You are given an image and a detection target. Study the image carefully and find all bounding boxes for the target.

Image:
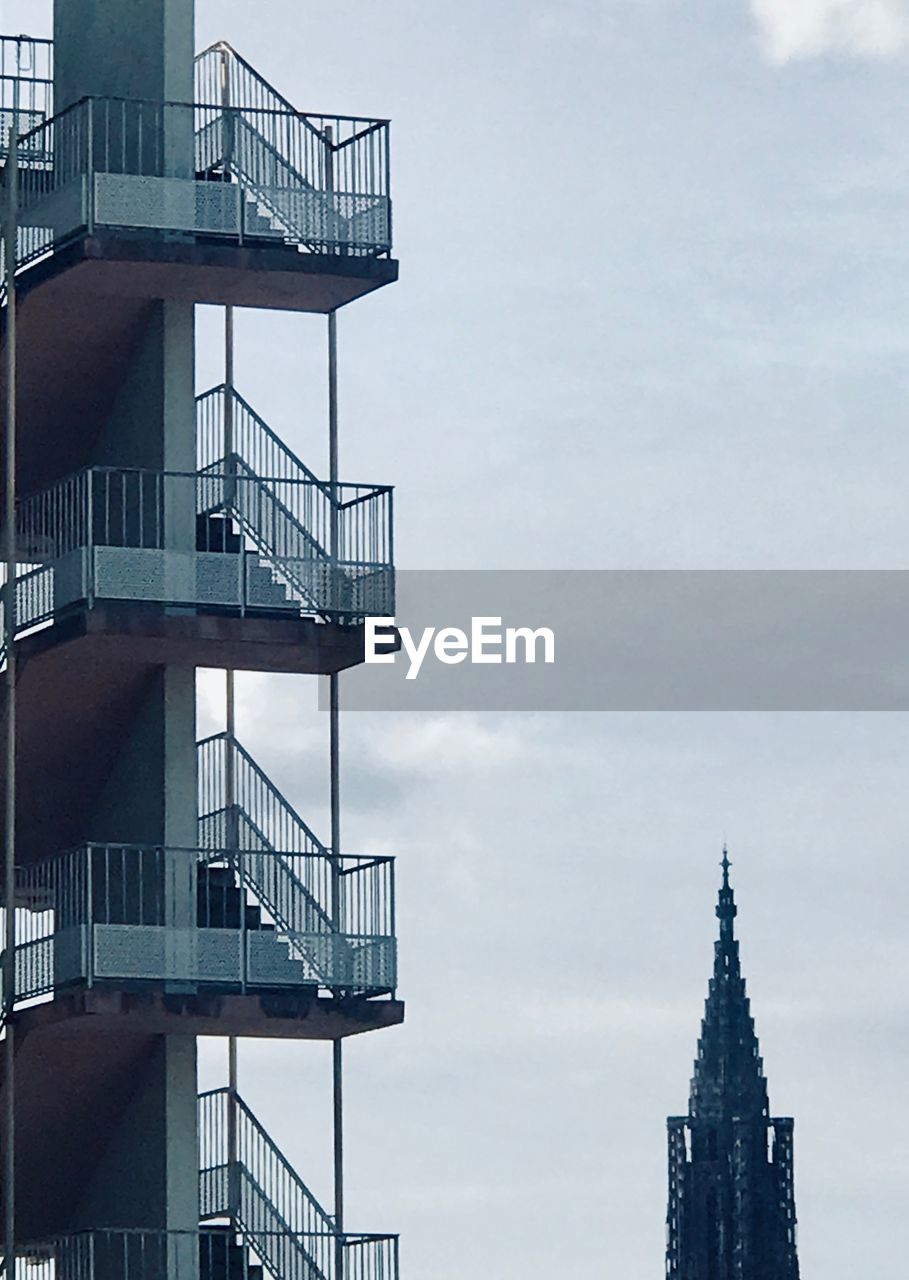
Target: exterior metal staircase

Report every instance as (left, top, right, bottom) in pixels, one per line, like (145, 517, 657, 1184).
(196, 511, 297, 613)
(197, 732, 397, 994)
(197, 863, 312, 989)
(196, 383, 393, 619)
(199, 1087, 335, 1280)
(193, 43, 390, 256)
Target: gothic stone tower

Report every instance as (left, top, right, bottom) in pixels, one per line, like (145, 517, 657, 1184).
(666, 853, 799, 1280)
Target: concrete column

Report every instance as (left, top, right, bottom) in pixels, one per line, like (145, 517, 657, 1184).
(54, 1, 195, 108)
(70, 1036, 199, 1241)
(46, 2, 201, 1267)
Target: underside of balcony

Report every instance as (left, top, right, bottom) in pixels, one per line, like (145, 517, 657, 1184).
(0, 608, 369, 862)
(0, 239, 397, 503)
(12, 985, 405, 1042)
(1, 993, 403, 1241)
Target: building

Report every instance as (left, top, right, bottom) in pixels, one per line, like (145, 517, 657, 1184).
(1, 4, 401, 1277)
(666, 852, 800, 1280)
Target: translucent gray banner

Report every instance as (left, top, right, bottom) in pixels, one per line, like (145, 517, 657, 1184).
(324, 570, 909, 711)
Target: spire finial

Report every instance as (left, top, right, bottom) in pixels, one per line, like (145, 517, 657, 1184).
(716, 843, 737, 927)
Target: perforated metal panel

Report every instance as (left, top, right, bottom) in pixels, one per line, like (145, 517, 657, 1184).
(93, 924, 244, 984)
(195, 552, 244, 607)
(246, 930, 307, 986)
(349, 936, 397, 990)
(196, 929, 243, 984)
(94, 924, 167, 979)
(346, 565, 395, 617)
(93, 547, 243, 608)
(93, 173, 240, 235)
(340, 193, 391, 249)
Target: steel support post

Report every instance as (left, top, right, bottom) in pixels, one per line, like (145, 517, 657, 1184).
(224, 301, 240, 1222)
(328, 303, 344, 1271)
(2, 86, 19, 1280)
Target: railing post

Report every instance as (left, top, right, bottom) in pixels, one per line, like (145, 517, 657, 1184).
(85, 470, 94, 609)
(239, 844, 247, 994)
(386, 489, 394, 617)
(85, 844, 94, 988)
(227, 1084, 240, 1225)
(86, 98, 95, 236)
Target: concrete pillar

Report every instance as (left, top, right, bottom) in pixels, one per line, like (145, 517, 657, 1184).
(54, 2, 196, 183)
(49, 4, 201, 1264)
(53, 1, 195, 108)
(70, 1036, 199, 1243)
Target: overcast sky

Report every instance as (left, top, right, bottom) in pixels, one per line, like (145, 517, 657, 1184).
(4, 1, 909, 1276)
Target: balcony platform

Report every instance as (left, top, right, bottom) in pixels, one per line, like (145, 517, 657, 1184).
(1, 233, 398, 498)
(12, 984, 406, 1041)
(3, 604, 373, 862)
(24, 230, 399, 312)
(24, 599, 371, 673)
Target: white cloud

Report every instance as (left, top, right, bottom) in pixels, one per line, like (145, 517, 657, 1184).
(751, 0, 909, 61)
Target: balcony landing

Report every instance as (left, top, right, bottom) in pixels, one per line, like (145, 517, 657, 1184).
(13, 985, 406, 1041)
(27, 231, 399, 313)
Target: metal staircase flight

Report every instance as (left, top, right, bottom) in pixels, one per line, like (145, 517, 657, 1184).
(199, 1087, 335, 1280)
(193, 42, 390, 254)
(197, 733, 362, 991)
(196, 383, 390, 619)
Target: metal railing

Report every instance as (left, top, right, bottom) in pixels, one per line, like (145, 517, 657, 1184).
(6, 839, 395, 1003)
(2, 1229, 399, 1280)
(199, 733, 327, 860)
(195, 40, 392, 255)
(198, 733, 397, 995)
(0, 34, 52, 157)
(200, 1087, 335, 1280)
(10, 461, 393, 634)
(196, 384, 394, 586)
(12, 92, 391, 269)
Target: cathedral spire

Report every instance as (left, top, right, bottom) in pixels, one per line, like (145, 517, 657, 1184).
(690, 847, 767, 1121)
(666, 848, 800, 1279)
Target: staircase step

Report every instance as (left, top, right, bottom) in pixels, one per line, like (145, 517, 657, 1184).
(200, 865, 236, 888)
(199, 880, 244, 930)
(197, 513, 243, 554)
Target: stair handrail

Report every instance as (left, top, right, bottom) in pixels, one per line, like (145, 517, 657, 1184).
(199, 1086, 336, 1235)
(197, 385, 332, 498)
(196, 385, 392, 615)
(200, 801, 338, 952)
(197, 734, 399, 994)
(196, 41, 305, 125)
(197, 732, 339, 948)
(198, 732, 328, 859)
(195, 42, 388, 136)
